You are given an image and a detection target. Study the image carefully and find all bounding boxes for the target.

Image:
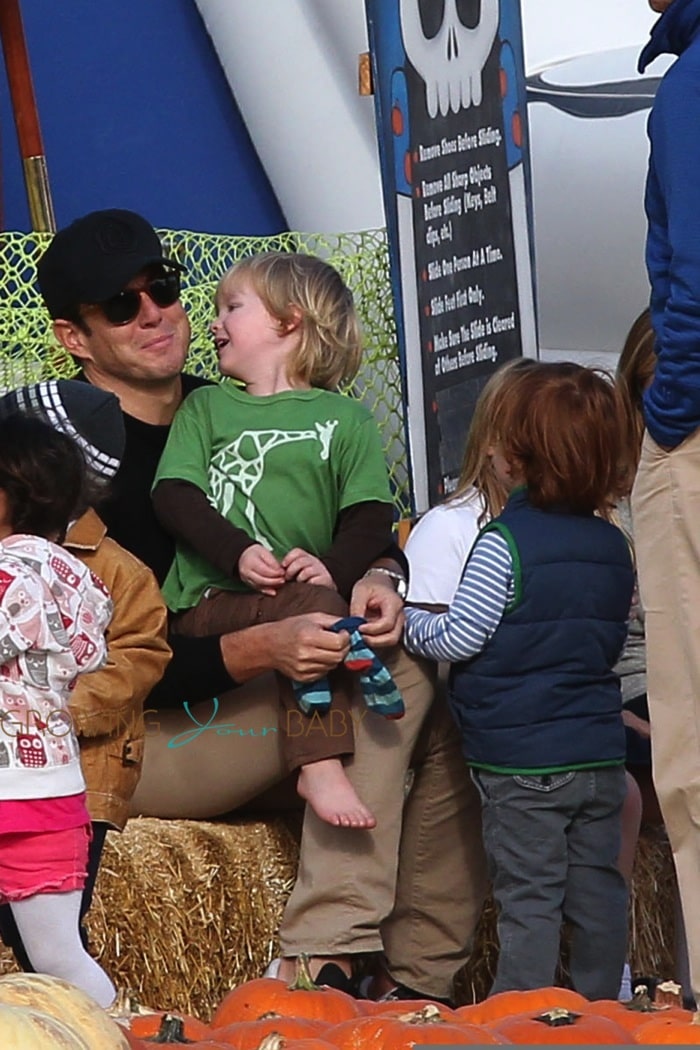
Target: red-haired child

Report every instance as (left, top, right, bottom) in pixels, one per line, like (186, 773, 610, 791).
(404, 361, 635, 1001)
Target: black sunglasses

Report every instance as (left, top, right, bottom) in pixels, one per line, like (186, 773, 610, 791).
(92, 270, 181, 326)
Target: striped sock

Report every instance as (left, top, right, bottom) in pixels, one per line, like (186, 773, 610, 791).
(330, 616, 404, 720)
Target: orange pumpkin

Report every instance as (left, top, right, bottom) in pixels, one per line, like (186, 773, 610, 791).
(213, 957, 361, 1028)
(211, 1015, 329, 1049)
(326, 1006, 501, 1049)
(129, 1011, 214, 1042)
(279, 1043, 338, 1050)
(121, 1031, 146, 1050)
(132, 1014, 229, 1047)
(633, 1013, 700, 1044)
(253, 1037, 338, 1050)
(457, 987, 590, 1027)
(488, 1006, 631, 1044)
(582, 997, 690, 1037)
(362, 997, 458, 1018)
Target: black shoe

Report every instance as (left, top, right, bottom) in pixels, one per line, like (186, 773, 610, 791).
(378, 981, 454, 1008)
(315, 962, 357, 996)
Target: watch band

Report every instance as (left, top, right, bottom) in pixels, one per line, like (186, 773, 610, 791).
(362, 567, 408, 599)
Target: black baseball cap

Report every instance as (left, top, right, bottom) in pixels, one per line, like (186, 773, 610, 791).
(37, 208, 186, 319)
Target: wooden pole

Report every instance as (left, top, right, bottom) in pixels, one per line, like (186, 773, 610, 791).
(0, 0, 55, 231)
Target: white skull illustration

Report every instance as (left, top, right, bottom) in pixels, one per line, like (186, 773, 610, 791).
(400, 0, 500, 116)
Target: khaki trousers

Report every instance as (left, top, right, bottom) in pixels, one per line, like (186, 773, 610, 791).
(131, 648, 488, 999)
(632, 428, 700, 1004)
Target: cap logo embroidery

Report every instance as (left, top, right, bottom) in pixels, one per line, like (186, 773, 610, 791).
(96, 219, 139, 255)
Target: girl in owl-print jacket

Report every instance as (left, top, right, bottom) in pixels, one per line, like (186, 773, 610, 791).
(0, 416, 116, 1008)
(0, 533, 111, 794)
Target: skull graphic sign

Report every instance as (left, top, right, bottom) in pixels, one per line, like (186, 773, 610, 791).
(400, 0, 500, 115)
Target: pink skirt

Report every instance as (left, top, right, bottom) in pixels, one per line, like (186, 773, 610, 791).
(0, 824, 91, 902)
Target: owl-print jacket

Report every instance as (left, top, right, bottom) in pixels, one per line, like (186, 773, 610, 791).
(0, 534, 111, 799)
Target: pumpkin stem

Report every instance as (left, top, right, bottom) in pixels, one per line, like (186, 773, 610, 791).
(147, 1014, 195, 1044)
(397, 1004, 445, 1025)
(289, 953, 323, 992)
(257, 1036, 286, 1050)
(655, 980, 683, 1008)
(623, 986, 657, 1012)
(535, 1008, 581, 1028)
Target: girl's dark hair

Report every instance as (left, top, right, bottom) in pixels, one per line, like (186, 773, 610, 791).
(0, 416, 87, 540)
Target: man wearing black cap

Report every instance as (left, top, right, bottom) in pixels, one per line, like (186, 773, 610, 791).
(34, 209, 488, 1006)
(37, 210, 355, 696)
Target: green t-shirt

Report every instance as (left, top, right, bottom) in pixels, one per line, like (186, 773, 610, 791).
(155, 384, 392, 611)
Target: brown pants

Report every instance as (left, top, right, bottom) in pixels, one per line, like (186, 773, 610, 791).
(172, 582, 357, 771)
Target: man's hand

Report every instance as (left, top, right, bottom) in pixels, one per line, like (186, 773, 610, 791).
(239, 544, 286, 595)
(350, 573, 404, 649)
(282, 548, 335, 589)
(220, 612, 350, 683)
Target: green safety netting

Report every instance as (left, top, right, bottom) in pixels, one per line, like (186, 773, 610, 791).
(0, 227, 411, 518)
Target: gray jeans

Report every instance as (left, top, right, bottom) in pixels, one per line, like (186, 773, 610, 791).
(472, 765, 628, 1000)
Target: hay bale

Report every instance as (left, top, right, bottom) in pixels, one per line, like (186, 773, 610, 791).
(0, 945, 17, 978)
(628, 828, 677, 980)
(86, 816, 299, 1021)
(0, 819, 681, 1018)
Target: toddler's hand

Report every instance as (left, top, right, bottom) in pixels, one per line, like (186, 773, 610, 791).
(282, 548, 336, 589)
(622, 708, 651, 740)
(238, 544, 286, 595)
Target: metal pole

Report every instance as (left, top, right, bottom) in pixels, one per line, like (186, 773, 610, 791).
(0, 0, 55, 231)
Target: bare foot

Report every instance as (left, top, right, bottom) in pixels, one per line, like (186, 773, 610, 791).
(297, 758, 377, 828)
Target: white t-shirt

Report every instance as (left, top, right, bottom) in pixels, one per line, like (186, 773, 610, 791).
(405, 487, 486, 605)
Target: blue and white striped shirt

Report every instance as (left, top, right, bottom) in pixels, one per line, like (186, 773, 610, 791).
(404, 531, 515, 662)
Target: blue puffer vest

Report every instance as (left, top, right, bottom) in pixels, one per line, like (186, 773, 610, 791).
(449, 489, 634, 773)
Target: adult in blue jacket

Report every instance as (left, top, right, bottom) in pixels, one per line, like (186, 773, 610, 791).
(632, 0, 700, 1011)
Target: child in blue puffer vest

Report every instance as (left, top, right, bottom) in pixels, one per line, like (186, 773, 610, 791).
(404, 361, 635, 1001)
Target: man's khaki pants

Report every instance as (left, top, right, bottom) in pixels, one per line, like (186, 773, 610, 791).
(133, 647, 489, 999)
(632, 428, 700, 1005)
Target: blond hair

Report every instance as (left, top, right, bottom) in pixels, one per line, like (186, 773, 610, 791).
(217, 252, 362, 389)
(449, 357, 539, 522)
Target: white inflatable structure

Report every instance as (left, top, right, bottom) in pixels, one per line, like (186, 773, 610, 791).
(194, 0, 667, 365)
(193, 0, 385, 232)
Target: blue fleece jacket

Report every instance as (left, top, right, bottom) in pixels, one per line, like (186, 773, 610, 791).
(639, 0, 700, 447)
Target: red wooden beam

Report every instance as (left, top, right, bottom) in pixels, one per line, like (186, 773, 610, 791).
(0, 0, 55, 230)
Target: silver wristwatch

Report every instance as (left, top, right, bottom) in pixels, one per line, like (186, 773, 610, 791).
(363, 567, 408, 600)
